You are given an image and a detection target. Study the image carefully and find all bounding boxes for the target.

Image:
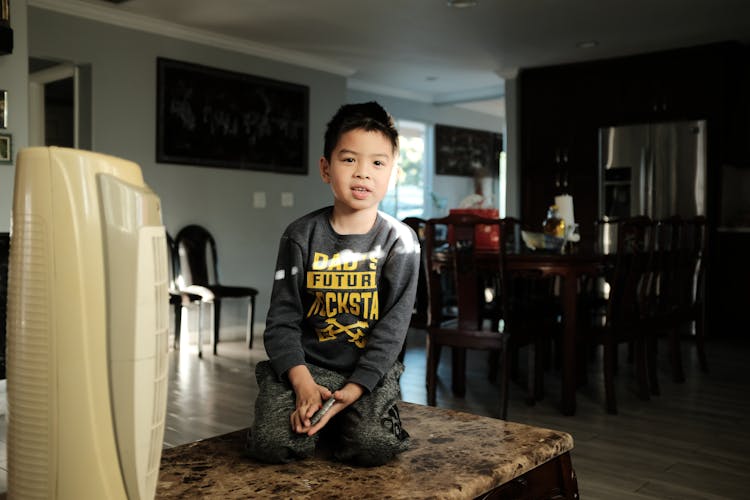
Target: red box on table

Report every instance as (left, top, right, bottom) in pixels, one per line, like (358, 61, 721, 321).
(448, 208, 500, 250)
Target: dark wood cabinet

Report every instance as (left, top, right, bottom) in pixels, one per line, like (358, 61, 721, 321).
(519, 62, 602, 246)
(603, 44, 734, 125)
(720, 47, 750, 166)
(520, 42, 750, 225)
(520, 42, 750, 333)
(711, 230, 750, 337)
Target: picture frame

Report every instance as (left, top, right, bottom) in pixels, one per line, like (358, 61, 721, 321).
(0, 89, 6, 128)
(0, 0, 9, 27)
(435, 124, 503, 177)
(0, 133, 11, 164)
(156, 57, 309, 174)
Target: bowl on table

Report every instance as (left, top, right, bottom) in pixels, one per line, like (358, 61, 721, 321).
(521, 231, 565, 253)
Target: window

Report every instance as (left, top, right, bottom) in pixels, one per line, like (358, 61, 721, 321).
(381, 120, 427, 220)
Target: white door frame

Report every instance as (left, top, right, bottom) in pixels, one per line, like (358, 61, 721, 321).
(29, 63, 78, 147)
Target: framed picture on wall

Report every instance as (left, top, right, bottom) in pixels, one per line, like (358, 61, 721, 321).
(0, 90, 7, 128)
(0, 0, 9, 26)
(156, 57, 309, 174)
(0, 133, 12, 164)
(435, 124, 503, 177)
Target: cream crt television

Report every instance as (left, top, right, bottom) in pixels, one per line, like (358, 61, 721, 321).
(6, 147, 169, 499)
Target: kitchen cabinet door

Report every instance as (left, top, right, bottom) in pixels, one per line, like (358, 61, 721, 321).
(520, 65, 600, 244)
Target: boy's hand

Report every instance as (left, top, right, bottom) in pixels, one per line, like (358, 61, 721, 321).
(304, 382, 364, 437)
(287, 365, 332, 434)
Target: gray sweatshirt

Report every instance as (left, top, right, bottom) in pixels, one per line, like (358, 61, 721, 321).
(264, 206, 420, 392)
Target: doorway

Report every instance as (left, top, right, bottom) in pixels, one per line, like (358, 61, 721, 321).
(28, 58, 91, 149)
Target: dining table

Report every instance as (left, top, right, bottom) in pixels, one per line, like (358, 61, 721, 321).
(430, 240, 603, 416)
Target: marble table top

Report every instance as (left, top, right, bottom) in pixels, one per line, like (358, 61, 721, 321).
(157, 402, 574, 499)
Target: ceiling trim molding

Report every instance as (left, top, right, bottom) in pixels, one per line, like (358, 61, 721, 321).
(29, 0, 356, 77)
(348, 79, 505, 121)
(347, 79, 433, 104)
(433, 85, 505, 106)
(495, 67, 519, 80)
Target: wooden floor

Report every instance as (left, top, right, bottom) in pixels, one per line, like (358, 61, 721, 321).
(1, 326, 749, 499)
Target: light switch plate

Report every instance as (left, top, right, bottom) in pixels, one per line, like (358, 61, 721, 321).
(253, 191, 267, 208)
(281, 192, 294, 207)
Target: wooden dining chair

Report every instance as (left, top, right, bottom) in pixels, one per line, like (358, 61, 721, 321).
(424, 213, 511, 418)
(673, 216, 708, 372)
(643, 215, 708, 388)
(424, 214, 558, 418)
(643, 216, 683, 391)
(402, 217, 429, 330)
(584, 216, 653, 414)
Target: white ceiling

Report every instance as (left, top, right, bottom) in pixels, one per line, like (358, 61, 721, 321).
(36, 0, 750, 118)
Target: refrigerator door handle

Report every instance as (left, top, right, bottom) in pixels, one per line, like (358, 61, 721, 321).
(645, 143, 655, 217)
(644, 146, 651, 215)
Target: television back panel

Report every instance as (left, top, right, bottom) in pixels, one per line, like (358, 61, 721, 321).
(6, 147, 169, 499)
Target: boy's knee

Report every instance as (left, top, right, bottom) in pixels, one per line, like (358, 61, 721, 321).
(245, 428, 316, 464)
(335, 405, 410, 466)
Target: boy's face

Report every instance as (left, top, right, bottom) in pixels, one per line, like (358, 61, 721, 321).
(319, 128, 396, 215)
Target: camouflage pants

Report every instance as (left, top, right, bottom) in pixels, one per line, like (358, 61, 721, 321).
(246, 360, 409, 467)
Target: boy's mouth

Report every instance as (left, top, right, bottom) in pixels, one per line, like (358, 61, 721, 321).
(351, 186, 371, 199)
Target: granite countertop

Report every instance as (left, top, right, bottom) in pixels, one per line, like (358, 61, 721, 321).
(157, 401, 574, 499)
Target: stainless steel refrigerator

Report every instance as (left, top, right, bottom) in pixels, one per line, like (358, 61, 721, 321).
(597, 120, 707, 253)
(599, 120, 707, 220)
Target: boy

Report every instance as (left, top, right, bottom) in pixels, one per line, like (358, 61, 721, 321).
(246, 101, 420, 466)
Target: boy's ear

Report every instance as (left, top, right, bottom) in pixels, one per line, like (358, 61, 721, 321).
(319, 157, 331, 183)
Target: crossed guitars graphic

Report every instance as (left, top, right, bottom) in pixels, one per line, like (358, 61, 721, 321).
(316, 318, 369, 348)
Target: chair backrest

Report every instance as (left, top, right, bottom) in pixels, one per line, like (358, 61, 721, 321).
(402, 217, 428, 327)
(166, 233, 181, 293)
(425, 213, 501, 331)
(650, 216, 682, 312)
(494, 217, 523, 321)
(676, 215, 707, 308)
(174, 224, 219, 287)
(594, 217, 620, 256)
(607, 216, 653, 323)
(401, 217, 426, 241)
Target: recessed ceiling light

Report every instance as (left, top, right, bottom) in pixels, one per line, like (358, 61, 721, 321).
(577, 40, 599, 49)
(446, 0, 478, 8)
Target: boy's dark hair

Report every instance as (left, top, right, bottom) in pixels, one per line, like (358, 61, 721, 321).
(323, 101, 399, 161)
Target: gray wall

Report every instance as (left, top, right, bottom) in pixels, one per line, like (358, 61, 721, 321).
(27, 7, 343, 331)
(0, 0, 29, 233)
(2, 5, 507, 332)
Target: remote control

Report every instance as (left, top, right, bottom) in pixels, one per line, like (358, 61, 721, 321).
(310, 397, 336, 425)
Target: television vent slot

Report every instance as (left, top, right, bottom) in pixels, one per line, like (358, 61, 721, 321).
(152, 232, 166, 282)
(7, 214, 52, 495)
(153, 233, 168, 332)
(147, 339, 168, 491)
(146, 229, 170, 496)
